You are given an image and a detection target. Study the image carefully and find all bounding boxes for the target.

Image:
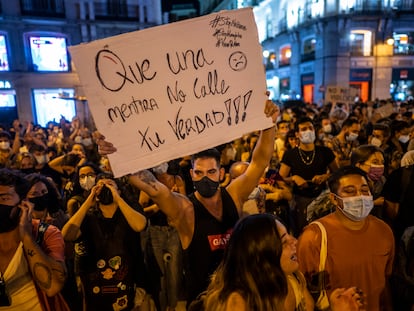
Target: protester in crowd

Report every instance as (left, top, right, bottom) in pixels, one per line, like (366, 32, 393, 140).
(65, 161, 101, 216)
(12, 151, 37, 174)
(96, 98, 279, 305)
(383, 149, 414, 242)
(350, 145, 386, 219)
(25, 173, 69, 229)
(28, 143, 65, 189)
(24, 172, 82, 310)
(200, 213, 364, 311)
(274, 120, 290, 166)
(202, 213, 288, 311)
(0, 168, 69, 310)
(284, 128, 298, 150)
(385, 120, 411, 174)
(327, 117, 361, 167)
(315, 113, 334, 147)
(62, 172, 148, 311)
(240, 132, 260, 162)
(48, 151, 83, 194)
(297, 166, 395, 311)
(0, 130, 17, 168)
(390, 223, 414, 311)
(140, 161, 186, 311)
(279, 116, 337, 237)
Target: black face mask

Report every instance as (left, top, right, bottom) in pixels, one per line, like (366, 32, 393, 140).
(29, 194, 49, 211)
(97, 185, 114, 205)
(0, 204, 21, 233)
(193, 176, 220, 198)
(20, 168, 35, 175)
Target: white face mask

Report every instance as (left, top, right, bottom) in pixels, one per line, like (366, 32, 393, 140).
(82, 138, 93, 147)
(370, 137, 382, 147)
(336, 194, 374, 221)
(299, 130, 316, 144)
(322, 124, 332, 134)
(346, 132, 359, 142)
(0, 141, 10, 150)
(34, 154, 48, 165)
(79, 176, 96, 191)
(399, 135, 410, 144)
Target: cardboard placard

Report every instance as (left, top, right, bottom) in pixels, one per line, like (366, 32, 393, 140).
(69, 8, 271, 177)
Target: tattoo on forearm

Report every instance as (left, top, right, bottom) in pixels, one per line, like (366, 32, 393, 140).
(137, 170, 158, 190)
(33, 262, 52, 289)
(52, 268, 67, 282)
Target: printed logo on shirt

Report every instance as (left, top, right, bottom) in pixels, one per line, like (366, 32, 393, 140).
(207, 229, 233, 251)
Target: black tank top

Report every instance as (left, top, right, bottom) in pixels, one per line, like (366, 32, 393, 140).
(184, 188, 239, 302)
(77, 208, 145, 311)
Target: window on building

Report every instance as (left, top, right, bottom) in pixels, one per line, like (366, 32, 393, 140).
(350, 30, 372, 56)
(33, 89, 76, 127)
(279, 45, 291, 67)
(0, 81, 15, 107)
(263, 51, 276, 70)
(94, 0, 140, 20)
(28, 35, 70, 72)
(21, 0, 65, 16)
(393, 32, 414, 55)
(0, 35, 9, 71)
(302, 37, 316, 62)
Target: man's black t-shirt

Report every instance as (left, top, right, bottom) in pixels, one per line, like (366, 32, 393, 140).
(281, 146, 335, 197)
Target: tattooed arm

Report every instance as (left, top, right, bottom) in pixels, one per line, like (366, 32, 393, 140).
(128, 170, 190, 229)
(19, 201, 66, 297)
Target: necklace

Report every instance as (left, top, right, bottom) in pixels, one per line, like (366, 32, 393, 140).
(298, 147, 315, 165)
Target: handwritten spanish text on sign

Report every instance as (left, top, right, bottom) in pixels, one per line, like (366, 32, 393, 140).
(325, 86, 358, 105)
(69, 8, 271, 177)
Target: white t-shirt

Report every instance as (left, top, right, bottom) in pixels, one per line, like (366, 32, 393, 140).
(0, 242, 42, 311)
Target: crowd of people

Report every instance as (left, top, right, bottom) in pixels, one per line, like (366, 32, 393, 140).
(1, 96, 414, 310)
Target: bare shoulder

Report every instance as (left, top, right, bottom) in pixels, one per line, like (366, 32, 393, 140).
(225, 292, 247, 311)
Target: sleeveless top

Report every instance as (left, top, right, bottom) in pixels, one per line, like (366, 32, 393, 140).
(76, 207, 145, 311)
(184, 188, 239, 302)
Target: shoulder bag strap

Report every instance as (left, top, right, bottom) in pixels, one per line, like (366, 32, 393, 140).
(312, 221, 327, 272)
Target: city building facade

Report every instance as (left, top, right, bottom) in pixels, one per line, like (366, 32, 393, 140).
(0, 0, 237, 127)
(256, 0, 414, 105)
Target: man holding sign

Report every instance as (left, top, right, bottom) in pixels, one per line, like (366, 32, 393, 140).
(96, 99, 278, 304)
(72, 7, 277, 305)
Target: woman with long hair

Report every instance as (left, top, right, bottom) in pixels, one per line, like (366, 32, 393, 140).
(203, 213, 288, 311)
(202, 213, 364, 311)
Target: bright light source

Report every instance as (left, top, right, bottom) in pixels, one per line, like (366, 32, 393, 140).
(263, 50, 270, 58)
(285, 50, 292, 58)
(386, 38, 395, 45)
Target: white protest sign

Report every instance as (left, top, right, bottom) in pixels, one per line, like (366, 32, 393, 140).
(69, 7, 271, 177)
(325, 86, 358, 105)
